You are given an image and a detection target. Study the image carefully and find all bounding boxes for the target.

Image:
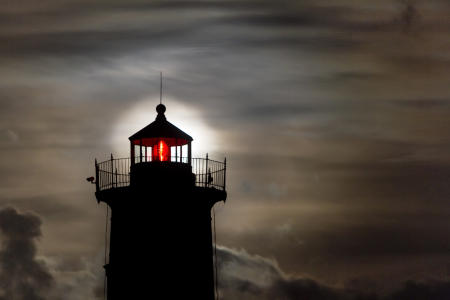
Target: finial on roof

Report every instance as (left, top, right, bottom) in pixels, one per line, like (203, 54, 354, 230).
(156, 103, 166, 114)
(156, 103, 166, 121)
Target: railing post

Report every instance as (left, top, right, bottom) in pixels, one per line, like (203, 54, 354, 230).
(188, 141, 192, 167)
(110, 154, 114, 189)
(115, 168, 118, 188)
(95, 159, 99, 192)
(130, 142, 135, 166)
(223, 157, 226, 191)
(205, 153, 209, 187)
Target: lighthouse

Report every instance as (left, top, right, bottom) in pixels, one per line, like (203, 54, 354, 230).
(93, 103, 227, 299)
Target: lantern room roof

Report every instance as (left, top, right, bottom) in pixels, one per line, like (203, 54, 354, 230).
(128, 104, 193, 146)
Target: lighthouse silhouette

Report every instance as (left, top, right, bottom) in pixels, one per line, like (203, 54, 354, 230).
(93, 103, 227, 299)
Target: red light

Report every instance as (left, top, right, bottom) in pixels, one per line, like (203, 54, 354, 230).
(159, 141, 164, 161)
(152, 140, 170, 161)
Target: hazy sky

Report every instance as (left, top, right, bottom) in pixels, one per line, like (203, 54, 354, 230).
(1, 1, 450, 299)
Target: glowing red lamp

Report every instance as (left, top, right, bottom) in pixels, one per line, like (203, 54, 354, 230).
(152, 140, 170, 161)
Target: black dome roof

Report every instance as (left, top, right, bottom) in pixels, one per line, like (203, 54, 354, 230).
(128, 104, 193, 146)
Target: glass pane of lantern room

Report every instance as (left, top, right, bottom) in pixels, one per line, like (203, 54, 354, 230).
(182, 144, 187, 163)
(170, 146, 175, 162)
(134, 145, 140, 163)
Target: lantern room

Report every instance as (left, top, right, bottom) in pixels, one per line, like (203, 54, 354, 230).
(129, 104, 193, 166)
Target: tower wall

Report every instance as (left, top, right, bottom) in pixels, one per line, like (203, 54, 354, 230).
(97, 163, 223, 300)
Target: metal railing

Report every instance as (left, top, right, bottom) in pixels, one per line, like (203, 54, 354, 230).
(95, 155, 131, 191)
(95, 154, 226, 192)
(192, 155, 227, 190)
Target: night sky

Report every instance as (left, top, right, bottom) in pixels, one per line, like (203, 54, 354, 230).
(1, 1, 450, 299)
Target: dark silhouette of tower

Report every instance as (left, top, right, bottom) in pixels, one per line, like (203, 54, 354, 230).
(93, 104, 226, 299)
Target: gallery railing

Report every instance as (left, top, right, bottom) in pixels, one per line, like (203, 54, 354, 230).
(95, 155, 226, 192)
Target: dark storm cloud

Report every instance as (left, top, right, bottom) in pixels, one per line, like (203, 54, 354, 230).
(218, 245, 450, 300)
(0, 1, 276, 58)
(230, 35, 361, 52)
(0, 206, 105, 300)
(393, 98, 450, 109)
(0, 27, 207, 58)
(0, 0, 425, 59)
(220, 9, 389, 32)
(217, 245, 342, 299)
(0, 207, 53, 300)
(388, 281, 450, 300)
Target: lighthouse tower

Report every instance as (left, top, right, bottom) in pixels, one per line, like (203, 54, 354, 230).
(93, 104, 227, 299)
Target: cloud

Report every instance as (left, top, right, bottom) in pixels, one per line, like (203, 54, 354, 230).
(0, 129, 19, 144)
(217, 245, 348, 300)
(217, 245, 450, 300)
(388, 280, 450, 300)
(0, 206, 104, 300)
(45, 254, 104, 300)
(0, 207, 53, 300)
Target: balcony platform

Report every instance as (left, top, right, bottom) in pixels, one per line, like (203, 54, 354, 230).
(94, 156, 227, 205)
